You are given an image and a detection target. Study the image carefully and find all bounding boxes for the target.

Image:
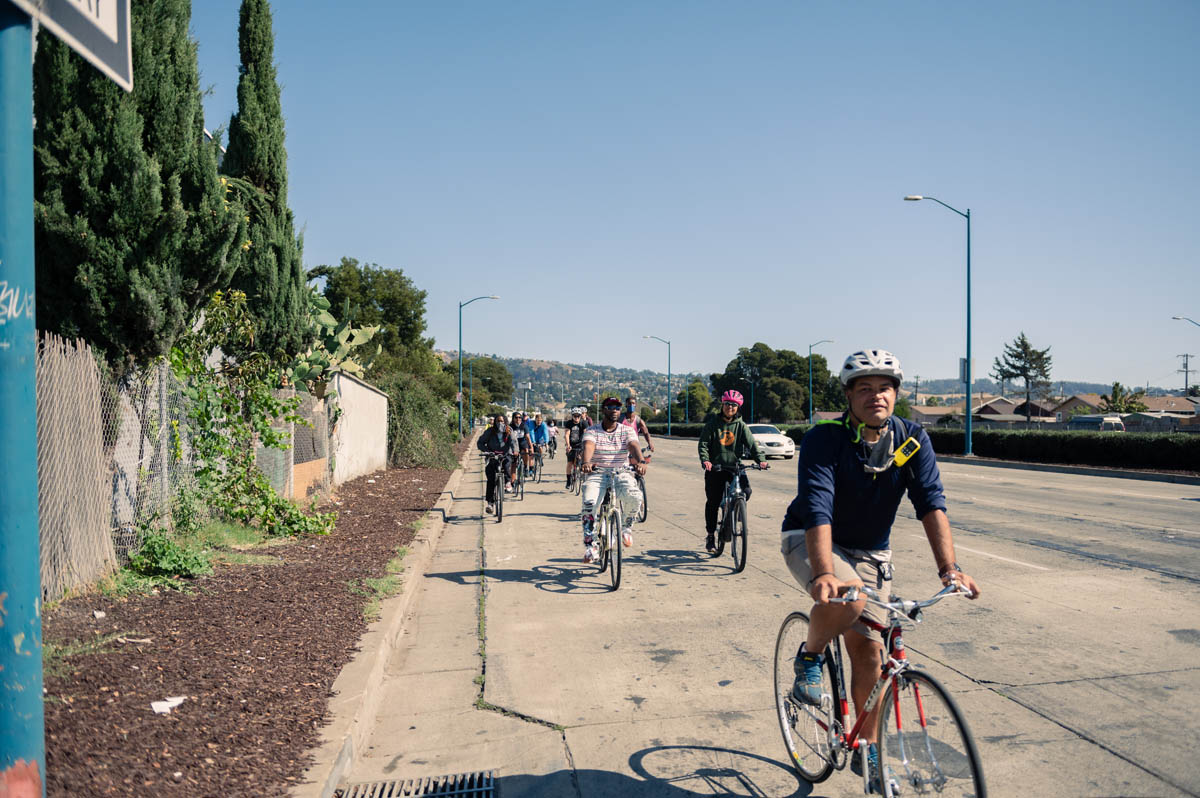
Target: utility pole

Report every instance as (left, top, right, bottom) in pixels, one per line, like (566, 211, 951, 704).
(913, 375, 920, 403)
(1179, 354, 1196, 395)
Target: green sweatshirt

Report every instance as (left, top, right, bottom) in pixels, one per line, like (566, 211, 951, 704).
(697, 415, 764, 468)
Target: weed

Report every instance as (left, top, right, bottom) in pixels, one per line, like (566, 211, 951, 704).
(44, 632, 127, 679)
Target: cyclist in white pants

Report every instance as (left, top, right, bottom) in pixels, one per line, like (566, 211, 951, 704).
(580, 396, 649, 563)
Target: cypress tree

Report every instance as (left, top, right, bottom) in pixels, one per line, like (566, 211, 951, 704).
(222, 0, 306, 360)
(33, 0, 245, 376)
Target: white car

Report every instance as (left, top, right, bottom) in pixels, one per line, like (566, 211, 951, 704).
(748, 424, 795, 459)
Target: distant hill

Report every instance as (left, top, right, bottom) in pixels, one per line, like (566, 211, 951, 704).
(437, 351, 708, 413)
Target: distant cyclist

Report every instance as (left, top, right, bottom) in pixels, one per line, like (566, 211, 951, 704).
(511, 411, 532, 481)
(580, 397, 648, 562)
(697, 389, 768, 553)
(564, 407, 589, 489)
(528, 413, 550, 462)
(476, 414, 516, 514)
(781, 349, 981, 793)
(619, 389, 654, 460)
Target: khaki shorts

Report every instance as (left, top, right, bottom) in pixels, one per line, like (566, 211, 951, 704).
(781, 529, 893, 645)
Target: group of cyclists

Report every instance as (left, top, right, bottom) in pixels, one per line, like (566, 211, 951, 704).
(474, 349, 983, 794)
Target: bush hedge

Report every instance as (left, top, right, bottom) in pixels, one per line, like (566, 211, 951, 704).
(651, 422, 1200, 473)
(376, 373, 458, 469)
(925, 428, 1200, 472)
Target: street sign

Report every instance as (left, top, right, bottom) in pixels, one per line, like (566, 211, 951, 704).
(12, 0, 132, 91)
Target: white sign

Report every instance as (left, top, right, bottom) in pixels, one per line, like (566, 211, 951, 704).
(13, 0, 132, 91)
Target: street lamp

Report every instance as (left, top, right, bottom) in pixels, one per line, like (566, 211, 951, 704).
(906, 194, 972, 455)
(458, 295, 499, 438)
(808, 339, 833, 423)
(1173, 316, 1200, 328)
(643, 335, 671, 435)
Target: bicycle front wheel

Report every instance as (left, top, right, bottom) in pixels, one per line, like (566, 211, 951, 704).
(730, 498, 747, 573)
(636, 473, 648, 523)
(878, 670, 986, 798)
(495, 484, 503, 523)
(774, 611, 838, 783)
(608, 506, 622, 590)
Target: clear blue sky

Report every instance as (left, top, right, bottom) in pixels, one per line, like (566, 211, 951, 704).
(191, 1, 1200, 390)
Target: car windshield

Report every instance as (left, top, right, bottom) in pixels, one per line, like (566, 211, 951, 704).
(749, 425, 781, 435)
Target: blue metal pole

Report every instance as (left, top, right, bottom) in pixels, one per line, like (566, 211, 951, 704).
(808, 346, 814, 423)
(965, 209, 973, 456)
(666, 342, 671, 436)
(457, 302, 463, 439)
(0, 6, 46, 793)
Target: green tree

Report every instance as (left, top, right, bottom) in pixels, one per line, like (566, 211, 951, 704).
(466, 357, 513, 409)
(894, 395, 912, 420)
(310, 258, 438, 381)
(710, 342, 838, 422)
(993, 332, 1053, 422)
(1099, 382, 1148, 413)
(673, 379, 712, 422)
(222, 0, 306, 360)
(33, 0, 245, 375)
(926, 396, 943, 407)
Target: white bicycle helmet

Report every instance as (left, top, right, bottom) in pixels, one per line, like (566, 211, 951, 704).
(839, 349, 904, 387)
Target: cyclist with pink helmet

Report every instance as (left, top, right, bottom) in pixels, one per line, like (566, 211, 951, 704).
(697, 388, 768, 553)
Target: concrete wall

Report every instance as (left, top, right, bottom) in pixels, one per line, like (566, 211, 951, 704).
(331, 373, 389, 485)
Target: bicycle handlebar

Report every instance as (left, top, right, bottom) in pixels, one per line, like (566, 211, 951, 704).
(829, 582, 973, 618)
(711, 461, 765, 472)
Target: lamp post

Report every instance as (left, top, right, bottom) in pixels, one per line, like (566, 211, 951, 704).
(643, 335, 671, 435)
(1173, 316, 1200, 328)
(458, 295, 499, 438)
(808, 339, 833, 423)
(906, 195, 972, 455)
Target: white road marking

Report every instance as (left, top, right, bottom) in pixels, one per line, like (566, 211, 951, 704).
(913, 536, 1051, 571)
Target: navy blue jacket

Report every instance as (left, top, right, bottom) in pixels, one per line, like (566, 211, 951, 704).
(781, 414, 946, 551)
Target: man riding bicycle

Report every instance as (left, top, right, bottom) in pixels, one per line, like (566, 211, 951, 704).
(619, 389, 654, 459)
(780, 349, 981, 793)
(698, 389, 769, 554)
(580, 396, 649, 563)
(564, 407, 589, 489)
(528, 413, 550, 463)
(477, 413, 517, 514)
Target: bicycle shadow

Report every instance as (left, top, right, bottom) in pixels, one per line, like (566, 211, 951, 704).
(626, 547, 738, 577)
(497, 744, 811, 797)
(424, 561, 617, 595)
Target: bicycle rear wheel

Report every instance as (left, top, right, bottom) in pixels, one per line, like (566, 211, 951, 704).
(495, 482, 503, 522)
(730, 498, 747, 573)
(878, 669, 986, 798)
(712, 507, 727, 557)
(774, 611, 839, 783)
(517, 466, 525, 500)
(636, 473, 648, 523)
(608, 506, 622, 590)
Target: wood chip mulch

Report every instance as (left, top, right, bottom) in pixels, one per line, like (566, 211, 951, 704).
(41, 441, 468, 798)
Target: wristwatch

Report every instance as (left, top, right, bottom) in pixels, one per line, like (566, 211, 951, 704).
(938, 562, 963, 578)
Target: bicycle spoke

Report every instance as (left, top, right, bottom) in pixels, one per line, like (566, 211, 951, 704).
(773, 612, 837, 783)
(878, 670, 986, 797)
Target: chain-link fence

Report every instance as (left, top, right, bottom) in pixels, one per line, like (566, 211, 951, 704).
(36, 334, 337, 601)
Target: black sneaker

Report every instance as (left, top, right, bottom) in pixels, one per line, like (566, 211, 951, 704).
(705, 533, 716, 553)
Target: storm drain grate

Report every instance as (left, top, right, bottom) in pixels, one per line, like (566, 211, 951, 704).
(339, 770, 495, 797)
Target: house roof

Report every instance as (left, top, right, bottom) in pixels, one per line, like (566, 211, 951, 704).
(910, 406, 959, 418)
(1011, 399, 1057, 415)
(1141, 395, 1199, 413)
(1053, 394, 1103, 412)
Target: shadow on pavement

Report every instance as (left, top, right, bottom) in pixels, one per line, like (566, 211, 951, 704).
(424, 562, 617, 595)
(499, 744, 812, 797)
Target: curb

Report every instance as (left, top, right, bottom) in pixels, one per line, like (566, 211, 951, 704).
(937, 455, 1200, 486)
(294, 439, 479, 798)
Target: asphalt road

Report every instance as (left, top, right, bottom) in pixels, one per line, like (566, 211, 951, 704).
(347, 436, 1200, 797)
